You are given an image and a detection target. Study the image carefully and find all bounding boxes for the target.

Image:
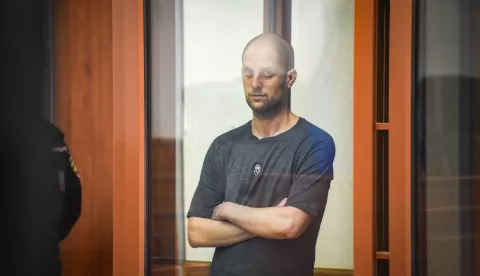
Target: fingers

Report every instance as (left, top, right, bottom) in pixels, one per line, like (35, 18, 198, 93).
(211, 205, 221, 220)
(277, 198, 287, 207)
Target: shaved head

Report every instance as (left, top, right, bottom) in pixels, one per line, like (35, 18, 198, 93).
(242, 32, 294, 71)
(241, 33, 297, 117)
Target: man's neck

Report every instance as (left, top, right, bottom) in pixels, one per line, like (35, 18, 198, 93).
(251, 109, 299, 139)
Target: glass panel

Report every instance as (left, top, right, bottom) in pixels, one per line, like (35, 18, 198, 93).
(290, 0, 354, 270)
(376, 259, 389, 276)
(148, 0, 354, 274)
(376, 130, 389, 252)
(413, 0, 480, 275)
(375, 0, 390, 254)
(149, 0, 181, 272)
(148, 0, 264, 274)
(182, 0, 264, 263)
(376, 0, 390, 123)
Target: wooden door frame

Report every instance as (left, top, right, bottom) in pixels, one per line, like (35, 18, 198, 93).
(388, 0, 412, 275)
(353, 0, 412, 275)
(112, 0, 146, 275)
(53, 0, 146, 274)
(353, 0, 376, 275)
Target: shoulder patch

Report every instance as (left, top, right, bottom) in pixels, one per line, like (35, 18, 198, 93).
(69, 156, 80, 179)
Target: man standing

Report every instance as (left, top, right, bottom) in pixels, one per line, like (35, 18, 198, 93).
(187, 33, 336, 276)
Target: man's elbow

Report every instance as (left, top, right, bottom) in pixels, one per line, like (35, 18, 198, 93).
(280, 220, 305, 239)
(187, 230, 203, 248)
(276, 211, 311, 239)
(187, 233, 200, 248)
(187, 218, 205, 248)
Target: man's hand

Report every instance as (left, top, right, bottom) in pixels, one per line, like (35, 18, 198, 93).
(277, 198, 287, 207)
(210, 198, 310, 240)
(187, 217, 255, 248)
(211, 202, 226, 221)
(212, 198, 287, 221)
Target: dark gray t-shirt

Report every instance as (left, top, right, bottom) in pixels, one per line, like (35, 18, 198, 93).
(187, 118, 335, 276)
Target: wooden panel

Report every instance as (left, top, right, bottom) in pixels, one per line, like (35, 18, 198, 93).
(151, 138, 178, 263)
(151, 265, 181, 276)
(182, 262, 210, 276)
(388, 0, 412, 275)
(112, 0, 145, 275)
(150, 262, 353, 276)
(54, 0, 145, 274)
(376, 251, 390, 260)
(353, 0, 375, 275)
(53, 0, 113, 275)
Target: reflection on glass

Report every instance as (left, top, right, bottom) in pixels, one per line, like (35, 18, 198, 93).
(290, 0, 354, 270)
(182, 0, 264, 264)
(148, 0, 354, 275)
(149, 0, 182, 273)
(413, 0, 480, 275)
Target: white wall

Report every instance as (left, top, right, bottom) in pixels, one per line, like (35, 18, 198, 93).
(151, 0, 176, 138)
(290, 0, 354, 269)
(151, 0, 354, 269)
(182, 0, 264, 262)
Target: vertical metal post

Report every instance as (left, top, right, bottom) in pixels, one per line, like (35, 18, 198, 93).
(263, 0, 291, 42)
(174, 0, 186, 268)
(263, 0, 292, 109)
(264, 0, 277, 33)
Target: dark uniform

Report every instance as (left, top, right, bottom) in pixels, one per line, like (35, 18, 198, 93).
(51, 124, 82, 242)
(3, 115, 82, 276)
(2, 0, 81, 273)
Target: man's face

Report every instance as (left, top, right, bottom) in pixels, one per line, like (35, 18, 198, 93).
(241, 44, 295, 116)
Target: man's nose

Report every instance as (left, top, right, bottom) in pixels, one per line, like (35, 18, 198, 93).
(251, 76, 262, 90)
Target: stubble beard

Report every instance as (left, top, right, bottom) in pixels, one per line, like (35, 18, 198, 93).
(246, 90, 289, 119)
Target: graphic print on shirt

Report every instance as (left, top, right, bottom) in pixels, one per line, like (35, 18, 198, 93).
(253, 163, 262, 176)
(224, 141, 296, 208)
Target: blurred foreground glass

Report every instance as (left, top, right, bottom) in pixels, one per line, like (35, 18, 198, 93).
(413, 0, 480, 275)
(147, 0, 354, 274)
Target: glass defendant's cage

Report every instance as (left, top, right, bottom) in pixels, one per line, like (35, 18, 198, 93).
(144, 0, 356, 275)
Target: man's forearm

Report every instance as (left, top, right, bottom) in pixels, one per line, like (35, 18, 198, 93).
(215, 202, 309, 239)
(187, 217, 255, 248)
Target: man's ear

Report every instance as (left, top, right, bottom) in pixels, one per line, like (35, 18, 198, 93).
(286, 69, 297, 88)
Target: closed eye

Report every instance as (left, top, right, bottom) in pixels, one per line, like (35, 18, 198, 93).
(263, 71, 276, 78)
(243, 70, 253, 78)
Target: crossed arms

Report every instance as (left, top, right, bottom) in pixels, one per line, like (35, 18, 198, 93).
(187, 198, 312, 248)
(187, 199, 312, 248)
(187, 135, 335, 248)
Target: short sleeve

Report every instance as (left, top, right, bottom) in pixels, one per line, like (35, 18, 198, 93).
(285, 135, 335, 217)
(186, 138, 226, 219)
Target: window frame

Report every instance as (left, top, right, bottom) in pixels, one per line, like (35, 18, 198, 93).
(353, 0, 413, 275)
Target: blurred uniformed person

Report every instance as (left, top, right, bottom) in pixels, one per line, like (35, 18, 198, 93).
(4, 115, 82, 276)
(51, 123, 82, 242)
(2, 0, 82, 274)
